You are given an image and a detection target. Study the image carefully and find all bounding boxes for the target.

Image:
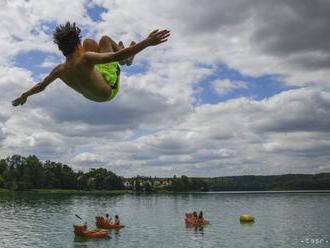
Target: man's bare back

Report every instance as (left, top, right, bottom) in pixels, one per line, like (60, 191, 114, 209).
(12, 22, 170, 106)
(59, 54, 113, 102)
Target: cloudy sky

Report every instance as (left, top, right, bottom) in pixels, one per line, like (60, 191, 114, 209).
(1, 0, 330, 177)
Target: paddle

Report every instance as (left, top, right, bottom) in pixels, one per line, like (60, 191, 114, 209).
(75, 214, 83, 220)
(75, 214, 87, 225)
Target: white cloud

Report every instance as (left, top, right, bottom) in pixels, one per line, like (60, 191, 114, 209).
(39, 57, 59, 68)
(0, 0, 329, 177)
(212, 79, 248, 95)
(62, 88, 330, 176)
(91, 0, 330, 87)
(0, 0, 96, 64)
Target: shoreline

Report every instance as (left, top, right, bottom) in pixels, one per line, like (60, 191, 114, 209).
(0, 189, 330, 194)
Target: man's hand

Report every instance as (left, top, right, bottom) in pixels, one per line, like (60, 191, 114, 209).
(12, 95, 27, 107)
(11, 64, 62, 107)
(146, 29, 170, 46)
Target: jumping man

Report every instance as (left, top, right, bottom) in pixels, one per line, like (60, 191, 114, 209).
(12, 22, 170, 106)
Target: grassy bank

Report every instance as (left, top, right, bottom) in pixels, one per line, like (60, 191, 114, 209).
(0, 188, 133, 194)
(32, 189, 135, 194)
(0, 188, 182, 194)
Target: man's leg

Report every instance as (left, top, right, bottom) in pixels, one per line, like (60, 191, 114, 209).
(99, 36, 126, 65)
(99, 36, 134, 65)
(83, 38, 99, 52)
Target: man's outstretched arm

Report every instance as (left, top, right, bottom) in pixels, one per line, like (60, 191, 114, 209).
(84, 29, 170, 65)
(12, 64, 63, 107)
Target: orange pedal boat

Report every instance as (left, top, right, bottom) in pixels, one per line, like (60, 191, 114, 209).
(185, 213, 210, 225)
(73, 224, 109, 239)
(96, 216, 125, 229)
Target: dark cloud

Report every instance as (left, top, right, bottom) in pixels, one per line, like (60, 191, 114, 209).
(173, 0, 330, 72)
(0, 111, 9, 124)
(253, 0, 330, 55)
(253, 90, 330, 133)
(250, 0, 330, 71)
(176, 0, 253, 33)
(31, 82, 190, 134)
(270, 142, 330, 157)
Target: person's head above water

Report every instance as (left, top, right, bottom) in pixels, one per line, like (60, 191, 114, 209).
(53, 22, 81, 56)
(105, 214, 109, 218)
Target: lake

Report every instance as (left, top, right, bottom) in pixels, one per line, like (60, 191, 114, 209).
(0, 192, 329, 248)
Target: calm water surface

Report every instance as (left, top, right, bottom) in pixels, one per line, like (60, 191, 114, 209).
(0, 192, 329, 248)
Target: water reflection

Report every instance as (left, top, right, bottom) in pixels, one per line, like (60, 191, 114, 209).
(185, 224, 205, 236)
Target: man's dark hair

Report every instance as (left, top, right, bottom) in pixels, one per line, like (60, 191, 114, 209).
(53, 22, 81, 56)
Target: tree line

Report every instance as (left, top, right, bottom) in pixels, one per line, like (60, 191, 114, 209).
(169, 175, 209, 192)
(207, 174, 330, 191)
(0, 155, 329, 192)
(0, 155, 124, 191)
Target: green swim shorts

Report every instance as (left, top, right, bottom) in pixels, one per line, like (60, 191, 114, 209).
(95, 62, 120, 101)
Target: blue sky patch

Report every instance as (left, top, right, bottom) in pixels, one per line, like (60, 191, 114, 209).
(41, 21, 58, 36)
(196, 64, 300, 104)
(86, 3, 107, 22)
(130, 128, 159, 140)
(123, 61, 148, 76)
(14, 50, 60, 80)
(75, 146, 93, 154)
(41, 20, 91, 40)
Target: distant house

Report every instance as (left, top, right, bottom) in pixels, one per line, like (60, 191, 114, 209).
(153, 180, 161, 187)
(124, 177, 173, 190)
(123, 180, 132, 189)
(160, 179, 172, 187)
(144, 180, 152, 186)
(154, 178, 172, 188)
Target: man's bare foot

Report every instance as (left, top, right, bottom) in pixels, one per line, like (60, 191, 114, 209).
(118, 41, 124, 50)
(117, 41, 127, 65)
(118, 41, 130, 65)
(126, 41, 136, 66)
(118, 41, 136, 66)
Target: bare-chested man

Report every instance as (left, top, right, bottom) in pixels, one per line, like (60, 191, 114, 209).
(12, 22, 170, 106)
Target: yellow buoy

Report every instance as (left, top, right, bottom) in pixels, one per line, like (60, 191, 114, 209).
(240, 214, 255, 222)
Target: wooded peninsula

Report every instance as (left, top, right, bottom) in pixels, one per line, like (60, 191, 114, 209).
(0, 155, 329, 192)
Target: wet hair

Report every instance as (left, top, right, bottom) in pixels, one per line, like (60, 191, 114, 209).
(53, 22, 81, 56)
(198, 211, 203, 219)
(193, 211, 197, 217)
(105, 214, 109, 218)
(115, 215, 119, 219)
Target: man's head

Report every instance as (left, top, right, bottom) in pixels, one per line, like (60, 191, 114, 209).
(53, 22, 81, 56)
(105, 214, 109, 218)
